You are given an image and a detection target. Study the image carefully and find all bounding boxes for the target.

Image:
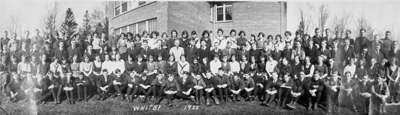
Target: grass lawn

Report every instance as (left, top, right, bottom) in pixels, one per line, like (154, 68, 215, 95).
(1, 96, 399, 115)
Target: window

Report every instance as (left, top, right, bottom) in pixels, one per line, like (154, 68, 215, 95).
(214, 3, 233, 22)
(121, 2, 128, 12)
(114, 1, 121, 16)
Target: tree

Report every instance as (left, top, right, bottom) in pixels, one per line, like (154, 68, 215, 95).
(44, 1, 58, 38)
(60, 8, 78, 39)
(82, 10, 91, 36)
(318, 5, 329, 36)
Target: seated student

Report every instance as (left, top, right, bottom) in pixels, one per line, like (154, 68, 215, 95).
(325, 71, 340, 113)
(371, 76, 390, 114)
(278, 73, 293, 107)
(203, 72, 220, 105)
(340, 71, 358, 112)
(263, 72, 281, 106)
(253, 72, 267, 101)
(137, 72, 152, 103)
(76, 72, 90, 102)
(215, 68, 230, 103)
(230, 74, 243, 102)
(163, 74, 180, 107)
(6, 72, 22, 102)
(176, 72, 195, 102)
(287, 72, 308, 109)
(192, 74, 206, 105)
(146, 55, 159, 79)
(307, 71, 325, 110)
(34, 73, 52, 104)
(152, 73, 166, 104)
(243, 73, 255, 101)
(125, 71, 139, 102)
(157, 55, 167, 74)
(112, 69, 126, 99)
(62, 72, 74, 104)
(97, 70, 113, 101)
(356, 73, 373, 115)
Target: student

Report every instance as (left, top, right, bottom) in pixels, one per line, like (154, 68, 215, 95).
(169, 39, 185, 62)
(340, 72, 358, 112)
(70, 55, 80, 78)
(137, 72, 152, 103)
(176, 72, 195, 102)
(264, 72, 280, 106)
(60, 58, 74, 104)
(325, 71, 340, 113)
(133, 55, 146, 74)
(357, 73, 373, 115)
(177, 56, 190, 75)
(112, 68, 126, 99)
(6, 72, 22, 102)
(210, 55, 222, 75)
(215, 68, 229, 103)
(243, 73, 255, 101)
(152, 73, 166, 104)
(76, 73, 90, 102)
(203, 72, 219, 105)
(372, 76, 390, 113)
(230, 74, 243, 102)
(125, 71, 139, 102)
(163, 74, 180, 107)
(307, 71, 324, 110)
(192, 74, 206, 105)
(229, 55, 240, 74)
(278, 73, 293, 107)
(97, 70, 112, 101)
(157, 55, 167, 74)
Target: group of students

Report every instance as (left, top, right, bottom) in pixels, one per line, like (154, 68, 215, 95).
(0, 27, 399, 114)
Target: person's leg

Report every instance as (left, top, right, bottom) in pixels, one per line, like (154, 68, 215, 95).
(56, 86, 62, 104)
(77, 85, 82, 101)
(83, 86, 88, 101)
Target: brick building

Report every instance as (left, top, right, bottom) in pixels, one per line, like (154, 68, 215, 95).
(105, 1, 287, 36)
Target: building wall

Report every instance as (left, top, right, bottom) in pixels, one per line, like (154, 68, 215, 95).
(105, 1, 287, 36)
(107, 1, 169, 33)
(212, 1, 287, 36)
(167, 2, 211, 35)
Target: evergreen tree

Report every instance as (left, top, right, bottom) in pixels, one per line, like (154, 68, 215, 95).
(60, 8, 78, 40)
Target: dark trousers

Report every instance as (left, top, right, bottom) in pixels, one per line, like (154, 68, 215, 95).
(113, 84, 125, 95)
(254, 86, 265, 101)
(217, 88, 229, 102)
(265, 91, 277, 105)
(307, 90, 323, 109)
(327, 90, 339, 112)
(278, 88, 291, 107)
(77, 85, 88, 101)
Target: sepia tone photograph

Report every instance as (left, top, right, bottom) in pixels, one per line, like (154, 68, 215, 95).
(0, 0, 399, 114)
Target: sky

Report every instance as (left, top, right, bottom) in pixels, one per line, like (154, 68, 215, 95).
(0, 0, 399, 41)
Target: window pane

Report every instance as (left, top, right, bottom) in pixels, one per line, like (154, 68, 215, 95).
(148, 18, 157, 33)
(122, 2, 128, 12)
(138, 21, 146, 35)
(115, 6, 120, 16)
(225, 6, 232, 21)
(130, 24, 136, 35)
(216, 7, 224, 21)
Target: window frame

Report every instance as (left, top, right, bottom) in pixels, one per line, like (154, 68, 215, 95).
(214, 3, 233, 23)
